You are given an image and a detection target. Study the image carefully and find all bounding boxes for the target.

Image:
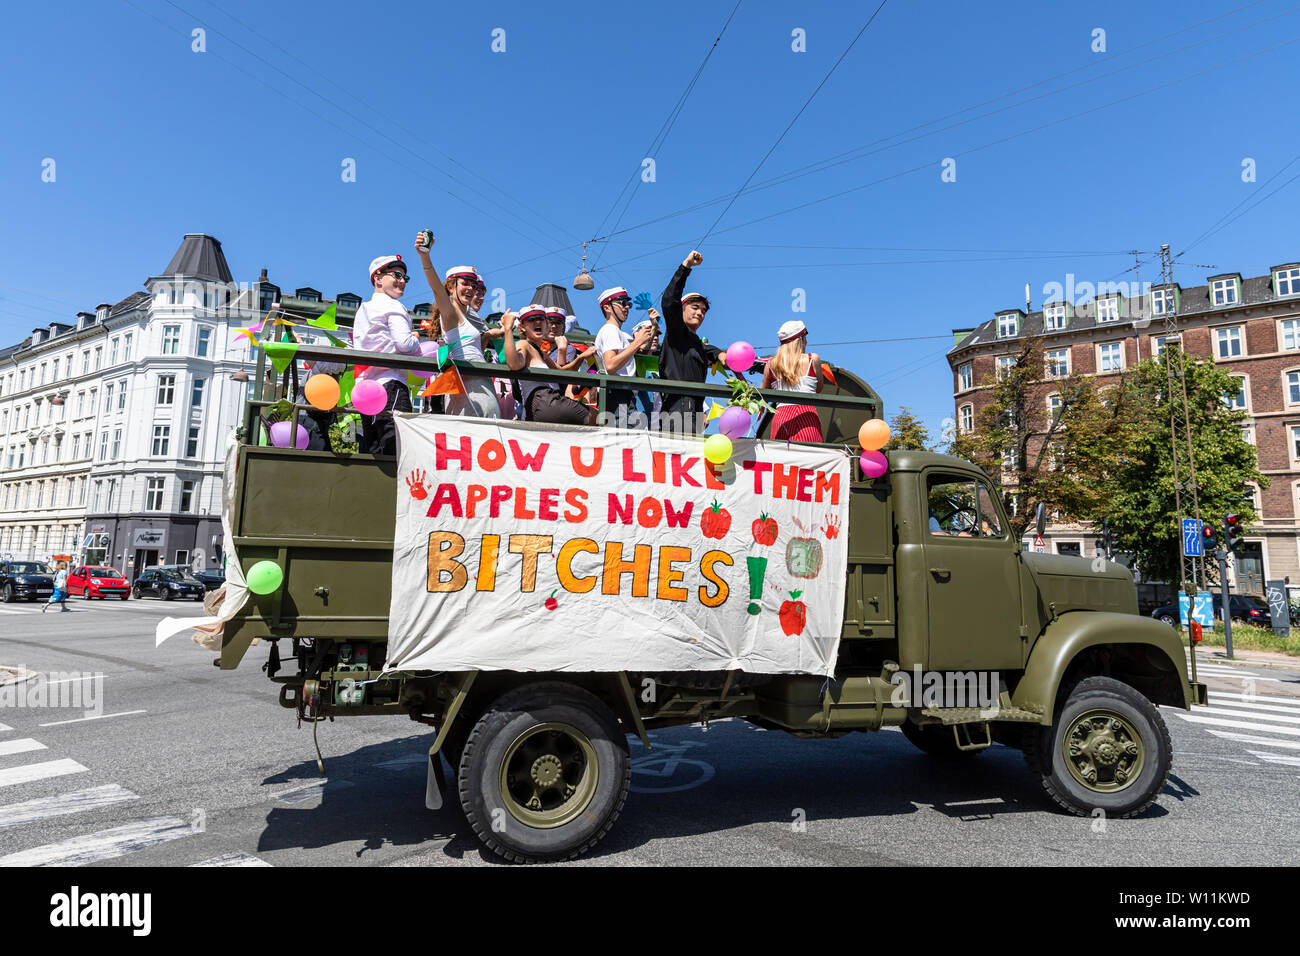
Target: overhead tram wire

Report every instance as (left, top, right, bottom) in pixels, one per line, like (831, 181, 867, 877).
(587, 0, 744, 271)
(135, 0, 571, 257)
(1183, 150, 1300, 255)
(693, 0, 891, 247)
(188, 0, 586, 249)
(597, 252, 1139, 273)
(590, 0, 1291, 244)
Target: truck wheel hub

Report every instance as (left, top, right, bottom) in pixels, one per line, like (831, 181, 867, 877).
(531, 753, 563, 788)
(1064, 710, 1144, 793)
(499, 722, 599, 830)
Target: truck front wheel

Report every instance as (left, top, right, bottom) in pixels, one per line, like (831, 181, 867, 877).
(1025, 676, 1172, 818)
(458, 682, 630, 863)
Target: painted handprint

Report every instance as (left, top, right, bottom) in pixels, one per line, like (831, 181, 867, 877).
(822, 514, 841, 540)
(405, 469, 429, 500)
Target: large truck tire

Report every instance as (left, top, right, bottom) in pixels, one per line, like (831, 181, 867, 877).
(458, 681, 630, 864)
(901, 720, 985, 759)
(1024, 676, 1171, 819)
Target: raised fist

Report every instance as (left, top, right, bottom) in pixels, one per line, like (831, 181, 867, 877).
(683, 250, 704, 268)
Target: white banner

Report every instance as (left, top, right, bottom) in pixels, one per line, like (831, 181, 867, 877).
(387, 416, 850, 676)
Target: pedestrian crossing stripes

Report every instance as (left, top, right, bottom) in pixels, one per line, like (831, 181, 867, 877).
(0, 757, 88, 789)
(0, 815, 195, 867)
(0, 784, 138, 829)
(1248, 750, 1300, 767)
(1176, 691, 1300, 765)
(0, 738, 47, 757)
(191, 852, 272, 867)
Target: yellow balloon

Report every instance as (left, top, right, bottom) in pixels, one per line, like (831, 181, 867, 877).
(304, 374, 341, 411)
(858, 418, 891, 451)
(703, 433, 733, 464)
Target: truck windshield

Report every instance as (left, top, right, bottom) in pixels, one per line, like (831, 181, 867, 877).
(926, 476, 1005, 539)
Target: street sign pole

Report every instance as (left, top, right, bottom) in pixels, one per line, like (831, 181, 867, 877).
(1217, 547, 1234, 659)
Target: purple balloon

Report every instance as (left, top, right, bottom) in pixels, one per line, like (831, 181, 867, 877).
(859, 449, 888, 478)
(269, 420, 309, 449)
(412, 340, 441, 380)
(718, 405, 751, 439)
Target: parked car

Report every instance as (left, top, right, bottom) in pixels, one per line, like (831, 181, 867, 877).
(1152, 594, 1272, 627)
(0, 561, 54, 603)
(132, 568, 205, 601)
(192, 569, 225, 591)
(67, 566, 130, 601)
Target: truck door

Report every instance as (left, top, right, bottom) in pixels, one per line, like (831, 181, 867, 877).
(922, 471, 1023, 670)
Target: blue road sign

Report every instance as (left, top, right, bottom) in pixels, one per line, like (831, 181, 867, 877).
(1178, 592, 1214, 627)
(1182, 518, 1203, 557)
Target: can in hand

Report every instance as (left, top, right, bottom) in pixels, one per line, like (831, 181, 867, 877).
(418, 229, 434, 250)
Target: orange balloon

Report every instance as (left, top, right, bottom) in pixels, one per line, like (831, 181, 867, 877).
(858, 418, 890, 450)
(304, 374, 341, 411)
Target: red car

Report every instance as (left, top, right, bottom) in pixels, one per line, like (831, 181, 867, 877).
(67, 565, 131, 601)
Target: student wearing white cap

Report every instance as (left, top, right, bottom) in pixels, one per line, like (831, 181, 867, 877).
(760, 319, 824, 442)
(414, 233, 500, 418)
(632, 309, 662, 429)
(502, 305, 593, 425)
(594, 286, 653, 428)
(351, 253, 420, 454)
(659, 250, 722, 434)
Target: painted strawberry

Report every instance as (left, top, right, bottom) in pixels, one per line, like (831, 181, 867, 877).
(701, 500, 732, 539)
(751, 513, 778, 546)
(544, 589, 558, 611)
(779, 590, 807, 637)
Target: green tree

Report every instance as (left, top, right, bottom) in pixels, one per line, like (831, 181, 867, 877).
(1102, 349, 1266, 585)
(950, 337, 1125, 537)
(885, 406, 933, 451)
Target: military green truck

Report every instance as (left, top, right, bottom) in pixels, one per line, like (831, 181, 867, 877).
(215, 342, 1206, 863)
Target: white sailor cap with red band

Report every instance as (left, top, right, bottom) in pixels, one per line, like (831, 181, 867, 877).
(445, 265, 477, 282)
(474, 274, 487, 290)
(681, 291, 708, 306)
(544, 306, 566, 322)
(518, 304, 548, 321)
(598, 286, 631, 307)
(368, 255, 406, 278)
(778, 319, 808, 343)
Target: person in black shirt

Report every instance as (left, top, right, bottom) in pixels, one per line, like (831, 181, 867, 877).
(658, 250, 722, 435)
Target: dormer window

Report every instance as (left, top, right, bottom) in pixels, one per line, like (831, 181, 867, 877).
(1096, 297, 1120, 323)
(295, 287, 321, 303)
(1152, 287, 1175, 315)
(996, 313, 1019, 338)
(1043, 303, 1067, 330)
(1275, 265, 1300, 298)
(1211, 276, 1239, 306)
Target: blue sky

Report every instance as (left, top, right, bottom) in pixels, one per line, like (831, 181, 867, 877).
(3, 0, 1299, 436)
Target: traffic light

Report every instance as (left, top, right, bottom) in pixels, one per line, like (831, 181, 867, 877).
(1202, 524, 1218, 552)
(1224, 513, 1243, 553)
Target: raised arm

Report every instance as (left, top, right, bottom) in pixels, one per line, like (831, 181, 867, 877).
(500, 312, 526, 371)
(660, 250, 702, 334)
(415, 233, 463, 336)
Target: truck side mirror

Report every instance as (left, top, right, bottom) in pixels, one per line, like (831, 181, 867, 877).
(1035, 502, 1047, 538)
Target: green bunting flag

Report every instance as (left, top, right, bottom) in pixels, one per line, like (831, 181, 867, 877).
(262, 341, 299, 375)
(336, 368, 355, 408)
(309, 303, 337, 331)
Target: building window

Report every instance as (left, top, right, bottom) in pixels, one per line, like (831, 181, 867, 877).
(109, 337, 119, 365)
(145, 478, 165, 512)
(1291, 425, 1300, 461)
(117, 379, 126, 411)
(1287, 371, 1300, 406)
(1043, 303, 1067, 330)
(1096, 297, 1120, 323)
(93, 347, 102, 370)
(196, 327, 212, 357)
(162, 325, 181, 355)
(1215, 326, 1244, 359)
(111, 428, 121, 459)
(180, 480, 195, 513)
(958, 363, 972, 391)
(186, 425, 200, 458)
(190, 378, 205, 408)
(958, 404, 974, 434)
(1278, 267, 1300, 297)
(1098, 342, 1124, 372)
(996, 314, 1018, 338)
(1046, 348, 1070, 378)
(63, 355, 72, 378)
(1152, 288, 1174, 315)
(1212, 277, 1238, 306)
(104, 383, 113, 412)
(81, 351, 90, 375)
(123, 333, 133, 361)
(98, 431, 108, 461)
(1001, 447, 1020, 471)
(1224, 375, 1248, 410)
(151, 425, 170, 456)
(1047, 393, 1063, 421)
(995, 356, 1015, 380)
(1281, 319, 1300, 351)
(156, 375, 175, 406)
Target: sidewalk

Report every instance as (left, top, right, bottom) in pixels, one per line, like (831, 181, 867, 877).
(1188, 646, 1300, 673)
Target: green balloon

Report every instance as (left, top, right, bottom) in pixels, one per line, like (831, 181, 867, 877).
(246, 560, 284, 595)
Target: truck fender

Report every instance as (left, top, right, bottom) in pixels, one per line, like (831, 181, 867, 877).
(1011, 611, 1193, 723)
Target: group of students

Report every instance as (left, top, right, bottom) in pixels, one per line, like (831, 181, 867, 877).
(342, 233, 826, 455)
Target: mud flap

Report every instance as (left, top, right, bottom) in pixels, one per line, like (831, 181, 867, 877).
(425, 752, 446, 810)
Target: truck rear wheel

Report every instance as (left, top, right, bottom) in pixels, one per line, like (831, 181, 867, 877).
(1025, 676, 1171, 818)
(457, 682, 630, 863)
(901, 720, 985, 759)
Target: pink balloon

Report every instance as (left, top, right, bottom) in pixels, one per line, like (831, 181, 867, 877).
(718, 405, 751, 439)
(725, 341, 756, 374)
(269, 420, 309, 449)
(351, 379, 388, 415)
(859, 449, 888, 478)
(411, 340, 441, 380)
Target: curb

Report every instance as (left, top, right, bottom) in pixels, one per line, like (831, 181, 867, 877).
(1193, 654, 1300, 674)
(0, 665, 38, 687)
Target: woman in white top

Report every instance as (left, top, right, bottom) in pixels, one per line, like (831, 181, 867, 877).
(414, 233, 500, 418)
(760, 319, 823, 442)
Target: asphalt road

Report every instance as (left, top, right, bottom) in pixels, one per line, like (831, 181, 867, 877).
(1, 598, 1298, 867)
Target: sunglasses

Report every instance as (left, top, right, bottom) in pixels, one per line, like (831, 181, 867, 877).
(382, 271, 409, 282)
(612, 298, 632, 308)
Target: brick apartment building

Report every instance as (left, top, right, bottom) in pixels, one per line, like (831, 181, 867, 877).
(948, 261, 1300, 597)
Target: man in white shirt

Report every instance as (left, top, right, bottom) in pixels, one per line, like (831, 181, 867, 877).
(594, 287, 652, 428)
(352, 254, 420, 455)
